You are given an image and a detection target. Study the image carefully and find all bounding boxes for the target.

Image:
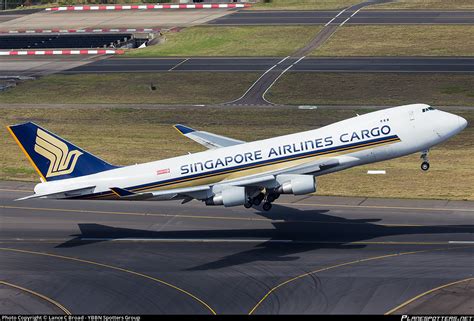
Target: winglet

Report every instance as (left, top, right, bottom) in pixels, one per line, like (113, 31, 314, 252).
(174, 124, 195, 135)
(110, 187, 135, 197)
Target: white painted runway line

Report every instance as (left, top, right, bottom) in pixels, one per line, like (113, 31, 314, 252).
(324, 8, 348, 26)
(340, 8, 362, 27)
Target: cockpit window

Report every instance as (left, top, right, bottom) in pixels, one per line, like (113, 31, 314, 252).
(422, 107, 436, 113)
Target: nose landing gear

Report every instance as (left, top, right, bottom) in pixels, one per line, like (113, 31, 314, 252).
(420, 150, 430, 171)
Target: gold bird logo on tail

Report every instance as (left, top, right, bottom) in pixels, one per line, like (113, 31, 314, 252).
(34, 128, 83, 178)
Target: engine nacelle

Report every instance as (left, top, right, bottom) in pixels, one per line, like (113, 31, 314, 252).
(205, 186, 246, 207)
(276, 174, 316, 195)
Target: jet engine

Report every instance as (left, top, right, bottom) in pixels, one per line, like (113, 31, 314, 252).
(205, 186, 246, 207)
(276, 174, 316, 195)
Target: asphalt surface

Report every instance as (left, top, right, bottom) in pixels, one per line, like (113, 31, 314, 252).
(208, 10, 474, 25)
(225, 0, 391, 105)
(1, 180, 473, 314)
(0, 8, 233, 30)
(0, 55, 109, 77)
(61, 57, 474, 74)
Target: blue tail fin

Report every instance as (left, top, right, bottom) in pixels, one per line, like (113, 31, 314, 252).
(7, 122, 117, 181)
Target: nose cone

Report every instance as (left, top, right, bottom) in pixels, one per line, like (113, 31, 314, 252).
(458, 116, 468, 131)
(435, 112, 467, 138)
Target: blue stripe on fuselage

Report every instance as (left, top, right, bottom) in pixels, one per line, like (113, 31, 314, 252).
(78, 134, 400, 199)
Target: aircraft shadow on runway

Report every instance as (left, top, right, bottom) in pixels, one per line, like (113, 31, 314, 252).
(56, 204, 473, 270)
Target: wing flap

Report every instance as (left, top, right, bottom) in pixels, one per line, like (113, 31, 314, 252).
(109, 185, 211, 201)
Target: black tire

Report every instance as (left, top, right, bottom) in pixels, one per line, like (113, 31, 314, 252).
(262, 202, 272, 211)
(266, 193, 276, 203)
(421, 162, 430, 171)
(244, 202, 252, 209)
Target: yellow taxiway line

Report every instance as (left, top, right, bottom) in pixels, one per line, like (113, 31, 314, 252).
(0, 247, 216, 315)
(385, 277, 474, 315)
(0, 280, 71, 315)
(248, 245, 473, 314)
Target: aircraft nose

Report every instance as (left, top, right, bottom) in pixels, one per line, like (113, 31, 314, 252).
(458, 115, 468, 131)
(435, 112, 467, 138)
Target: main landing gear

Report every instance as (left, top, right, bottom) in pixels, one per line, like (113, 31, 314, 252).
(262, 202, 272, 211)
(245, 192, 280, 211)
(261, 192, 280, 211)
(420, 150, 430, 171)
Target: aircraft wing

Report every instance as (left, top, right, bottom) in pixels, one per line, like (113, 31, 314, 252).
(110, 185, 212, 202)
(174, 124, 245, 149)
(109, 175, 276, 202)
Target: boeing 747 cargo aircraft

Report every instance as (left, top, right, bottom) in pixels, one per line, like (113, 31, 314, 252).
(7, 104, 467, 211)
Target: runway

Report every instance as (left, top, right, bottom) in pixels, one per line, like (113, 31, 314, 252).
(60, 57, 474, 74)
(0, 56, 107, 77)
(1, 181, 473, 314)
(208, 10, 474, 25)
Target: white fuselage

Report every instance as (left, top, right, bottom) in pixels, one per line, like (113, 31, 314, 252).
(34, 104, 467, 199)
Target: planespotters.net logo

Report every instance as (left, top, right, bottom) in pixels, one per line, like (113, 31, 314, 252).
(402, 316, 474, 321)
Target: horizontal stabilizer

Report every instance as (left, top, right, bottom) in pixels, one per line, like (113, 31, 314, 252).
(15, 185, 96, 201)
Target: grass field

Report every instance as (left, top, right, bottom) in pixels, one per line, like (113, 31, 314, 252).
(249, 0, 360, 10)
(368, 0, 474, 9)
(268, 73, 474, 106)
(125, 26, 322, 57)
(313, 26, 474, 57)
(0, 73, 259, 105)
(2, 107, 473, 200)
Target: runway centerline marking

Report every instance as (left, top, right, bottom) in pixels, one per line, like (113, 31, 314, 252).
(0, 280, 71, 315)
(0, 247, 216, 315)
(4, 205, 473, 229)
(248, 245, 473, 314)
(0, 239, 459, 246)
(280, 202, 474, 212)
(385, 277, 474, 315)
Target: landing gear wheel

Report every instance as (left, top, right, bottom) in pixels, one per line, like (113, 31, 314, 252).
(252, 193, 265, 206)
(421, 161, 430, 171)
(266, 193, 278, 203)
(244, 202, 252, 209)
(262, 202, 272, 211)
(420, 150, 430, 171)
